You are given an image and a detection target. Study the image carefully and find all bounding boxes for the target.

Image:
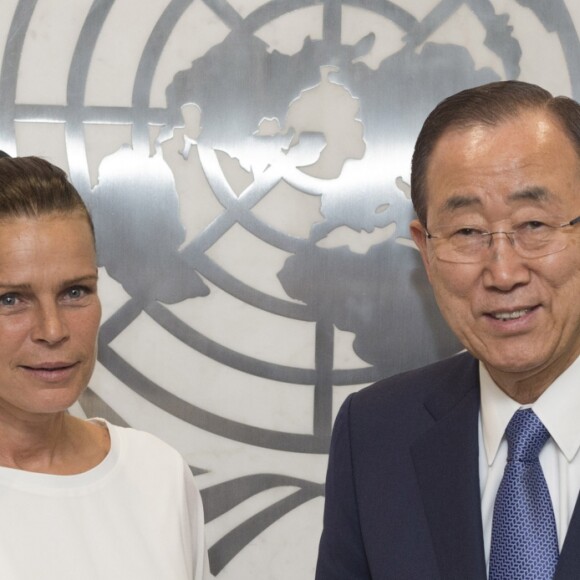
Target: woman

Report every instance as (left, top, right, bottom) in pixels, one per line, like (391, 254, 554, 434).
(0, 155, 208, 579)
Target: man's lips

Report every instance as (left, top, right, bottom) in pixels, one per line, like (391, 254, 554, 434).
(484, 305, 540, 321)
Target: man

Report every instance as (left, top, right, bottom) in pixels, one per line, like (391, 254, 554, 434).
(315, 81, 580, 579)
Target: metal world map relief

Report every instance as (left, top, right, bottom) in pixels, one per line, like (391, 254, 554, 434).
(1, 0, 579, 576)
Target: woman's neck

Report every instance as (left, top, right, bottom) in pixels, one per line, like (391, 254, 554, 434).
(0, 412, 110, 474)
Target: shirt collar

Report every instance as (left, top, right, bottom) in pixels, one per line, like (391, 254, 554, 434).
(480, 355, 580, 466)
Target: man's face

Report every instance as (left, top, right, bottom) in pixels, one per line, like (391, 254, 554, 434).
(411, 110, 580, 396)
(0, 213, 101, 420)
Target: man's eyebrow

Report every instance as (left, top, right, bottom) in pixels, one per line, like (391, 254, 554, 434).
(441, 195, 482, 213)
(440, 186, 552, 214)
(507, 186, 551, 203)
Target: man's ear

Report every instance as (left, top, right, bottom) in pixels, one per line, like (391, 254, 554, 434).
(410, 219, 433, 284)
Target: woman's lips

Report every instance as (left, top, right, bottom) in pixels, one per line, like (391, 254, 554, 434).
(20, 362, 78, 382)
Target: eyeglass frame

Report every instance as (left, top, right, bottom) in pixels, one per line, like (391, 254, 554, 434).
(423, 215, 580, 262)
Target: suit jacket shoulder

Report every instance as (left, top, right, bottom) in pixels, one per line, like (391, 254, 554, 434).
(353, 350, 479, 419)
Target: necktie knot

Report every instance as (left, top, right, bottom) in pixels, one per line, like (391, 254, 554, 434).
(505, 408, 550, 462)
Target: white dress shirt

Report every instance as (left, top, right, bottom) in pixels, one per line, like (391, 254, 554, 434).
(479, 355, 580, 571)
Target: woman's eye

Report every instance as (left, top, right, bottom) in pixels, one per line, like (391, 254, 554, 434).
(0, 294, 19, 307)
(67, 287, 85, 299)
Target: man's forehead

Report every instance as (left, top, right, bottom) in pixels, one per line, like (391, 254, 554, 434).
(446, 107, 580, 152)
(426, 111, 580, 211)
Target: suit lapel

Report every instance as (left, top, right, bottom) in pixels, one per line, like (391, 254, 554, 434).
(411, 358, 487, 580)
(555, 491, 580, 578)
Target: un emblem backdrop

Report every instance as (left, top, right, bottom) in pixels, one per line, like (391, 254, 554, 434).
(1, 0, 579, 577)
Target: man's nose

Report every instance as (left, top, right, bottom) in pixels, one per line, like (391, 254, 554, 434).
(481, 234, 531, 291)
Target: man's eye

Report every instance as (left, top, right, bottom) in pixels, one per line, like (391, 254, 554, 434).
(520, 220, 548, 231)
(451, 227, 484, 238)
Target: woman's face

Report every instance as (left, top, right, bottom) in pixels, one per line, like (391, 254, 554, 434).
(0, 213, 101, 421)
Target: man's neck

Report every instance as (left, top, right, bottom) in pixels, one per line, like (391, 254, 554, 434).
(486, 351, 580, 404)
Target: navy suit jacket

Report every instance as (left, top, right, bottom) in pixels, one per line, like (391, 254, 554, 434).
(315, 352, 580, 579)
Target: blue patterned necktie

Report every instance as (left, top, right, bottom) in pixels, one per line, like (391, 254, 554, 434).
(489, 408, 559, 579)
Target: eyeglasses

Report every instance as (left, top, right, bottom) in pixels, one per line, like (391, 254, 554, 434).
(424, 216, 580, 264)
